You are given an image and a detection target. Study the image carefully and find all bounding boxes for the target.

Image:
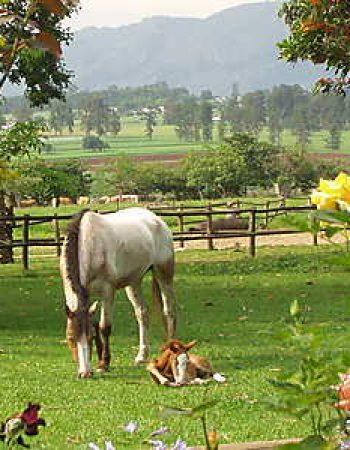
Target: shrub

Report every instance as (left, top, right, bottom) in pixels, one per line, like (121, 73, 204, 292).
(82, 135, 109, 150)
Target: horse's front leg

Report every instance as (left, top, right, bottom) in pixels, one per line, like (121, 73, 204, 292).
(96, 284, 115, 372)
(125, 283, 150, 364)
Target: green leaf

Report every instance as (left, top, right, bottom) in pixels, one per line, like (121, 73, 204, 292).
(268, 379, 303, 392)
(323, 226, 342, 239)
(191, 400, 219, 416)
(314, 209, 350, 225)
(278, 435, 326, 450)
(160, 406, 193, 419)
(290, 299, 301, 319)
(160, 400, 219, 420)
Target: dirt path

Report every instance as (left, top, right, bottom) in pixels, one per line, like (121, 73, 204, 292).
(174, 231, 345, 251)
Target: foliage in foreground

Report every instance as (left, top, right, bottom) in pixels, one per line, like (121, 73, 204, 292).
(268, 300, 350, 449)
(279, 0, 350, 95)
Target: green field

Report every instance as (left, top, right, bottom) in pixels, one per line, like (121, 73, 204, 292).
(0, 245, 349, 449)
(44, 120, 203, 161)
(42, 118, 350, 163)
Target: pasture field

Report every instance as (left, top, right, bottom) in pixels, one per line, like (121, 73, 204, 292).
(44, 120, 202, 161)
(0, 245, 349, 449)
(42, 118, 350, 163)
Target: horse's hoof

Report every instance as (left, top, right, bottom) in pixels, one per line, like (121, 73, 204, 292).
(134, 357, 148, 365)
(96, 365, 110, 373)
(78, 371, 93, 379)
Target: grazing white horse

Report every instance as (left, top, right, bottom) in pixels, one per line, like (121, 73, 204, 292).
(60, 207, 176, 378)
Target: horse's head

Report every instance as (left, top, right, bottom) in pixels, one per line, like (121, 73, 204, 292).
(65, 301, 98, 378)
(161, 339, 197, 385)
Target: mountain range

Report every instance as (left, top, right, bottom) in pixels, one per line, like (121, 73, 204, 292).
(5, 2, 325, 97)
(63, 1, 326, 95)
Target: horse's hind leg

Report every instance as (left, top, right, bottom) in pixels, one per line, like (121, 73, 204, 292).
(97, 283, 115, 372)
(125, 283, 150, 363)
(153, 264, 176, 339)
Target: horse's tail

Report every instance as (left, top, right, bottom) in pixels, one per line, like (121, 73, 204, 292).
(64, 209, 90, 301)
(152, 270, 167, 334)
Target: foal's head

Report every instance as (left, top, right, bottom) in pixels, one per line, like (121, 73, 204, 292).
(161, 339, 197, 385)
(65, 301, 98, 378)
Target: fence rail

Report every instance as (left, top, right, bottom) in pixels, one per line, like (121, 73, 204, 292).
(0, 202, 316, 269)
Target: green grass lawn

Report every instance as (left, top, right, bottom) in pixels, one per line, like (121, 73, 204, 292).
(0, 245, 349, 449)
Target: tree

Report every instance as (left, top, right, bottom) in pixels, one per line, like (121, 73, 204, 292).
(199, 100, 213, 143)
(239, 91, 267, 135)
(184, 133, 279, 198)
(18, 159, 90, 204)
(0, 0, 78, 262)
(164, 97, 200, 142)
(0, 120, 46, 262)
(289, 102, 314, 153)
(279, 0, 350, 95)
(80, 95, 110, 136)
(312, 93, 346, 151)
(277, 148, 340, 192)
(49, 99, 74, 134)
(92, 155, 139, 197)
(139, 108, 158, 140)
(0, 0, 78, 106)
(223, 94, 243, 133)
(107, 108, 121, 135)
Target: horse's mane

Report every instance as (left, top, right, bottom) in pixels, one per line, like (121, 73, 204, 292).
(65, 209, 90, 308)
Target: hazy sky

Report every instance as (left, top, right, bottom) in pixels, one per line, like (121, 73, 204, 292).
(67, 0, 273, 30)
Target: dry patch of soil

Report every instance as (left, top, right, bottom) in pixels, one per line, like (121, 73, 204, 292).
(174, 231, 346, 251)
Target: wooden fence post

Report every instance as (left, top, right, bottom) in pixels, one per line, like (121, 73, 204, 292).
(22, 214, 29, 270)
(280, 196, 286, 215)
(54, 213, 61, 257)
(311, 214, 318, 246)
(249, 208, 257, 257)
(265, 200, 270, 228)
(178, 204, 184, 249)
(206, 203, 214, 250)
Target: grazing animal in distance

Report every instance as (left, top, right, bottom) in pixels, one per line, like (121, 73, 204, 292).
(59, 197, 74, 205)
(77, 196, 90, 206)
(0, 403, 46, 448)
(60, 207, 176, 378)
(18, 199, 37, 208)
(188, 213, 248, 232)
(147, 339, 226, 387)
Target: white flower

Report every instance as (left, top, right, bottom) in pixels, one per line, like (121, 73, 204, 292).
(341, 441, 350, 450)
(123, 421, 139, 433)
(105, 441, 116, 450)
(88, 442, 116, 450)
(150, 426, 170, 436)
(88, 444, 101, 450)
(172, 439, 188, 450)
(148, 440, 167, 450)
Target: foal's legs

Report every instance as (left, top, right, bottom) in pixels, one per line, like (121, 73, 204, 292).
(97, 283, 115, 371)
(154, 264, 176, 339)
(125, 282, 150, 363)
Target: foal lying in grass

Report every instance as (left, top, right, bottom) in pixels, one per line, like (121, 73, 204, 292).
(147, 339, 226, 387)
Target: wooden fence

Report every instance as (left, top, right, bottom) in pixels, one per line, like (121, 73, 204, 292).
(0, 202, 316, 269)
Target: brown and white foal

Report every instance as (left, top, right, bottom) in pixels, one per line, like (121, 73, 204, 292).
(147, 339, 226, 387)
